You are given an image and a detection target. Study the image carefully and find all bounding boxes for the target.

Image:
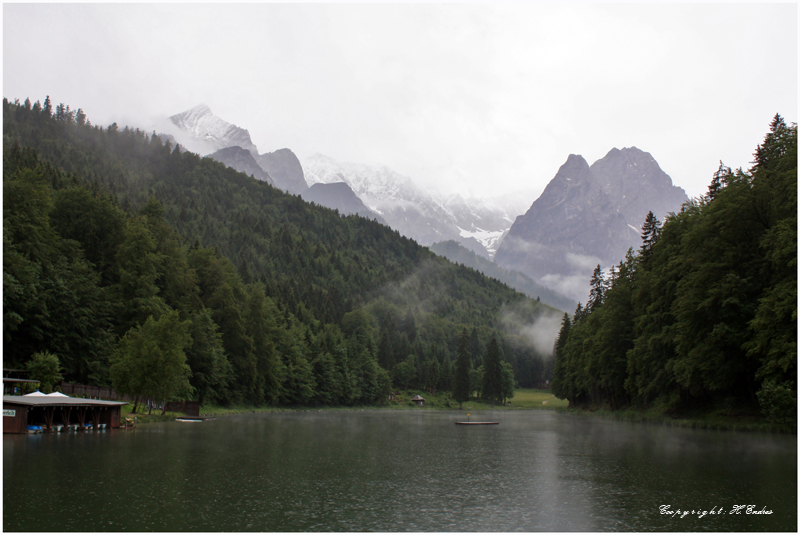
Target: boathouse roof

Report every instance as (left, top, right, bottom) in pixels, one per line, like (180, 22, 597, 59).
(3, 395, 127, 408)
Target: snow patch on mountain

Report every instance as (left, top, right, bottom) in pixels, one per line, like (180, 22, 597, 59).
(456, 227, 508, 258)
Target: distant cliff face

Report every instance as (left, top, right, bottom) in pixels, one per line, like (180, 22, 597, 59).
(494, 149, 687, 302)
(257, 148, 308, 195)
(300, 182, 385, 223)
(208, 146, 272, 184)
(590, 147, 688, 231)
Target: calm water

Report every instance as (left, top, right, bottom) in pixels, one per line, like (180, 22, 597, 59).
(3, 410, 796, 531)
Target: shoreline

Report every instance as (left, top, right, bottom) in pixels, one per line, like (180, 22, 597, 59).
(554, 406, 795, 434)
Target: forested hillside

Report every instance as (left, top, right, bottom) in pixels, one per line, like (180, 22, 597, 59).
(3, 97, 554, 408)
(429, 240, 576, 312)
(552, 115, 797, 426)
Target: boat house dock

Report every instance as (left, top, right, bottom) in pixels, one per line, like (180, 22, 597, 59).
(3, 394, 127, 434)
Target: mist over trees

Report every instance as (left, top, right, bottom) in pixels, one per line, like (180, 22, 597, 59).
(552, 115, 797, 426)
(3, 97, 557, 408)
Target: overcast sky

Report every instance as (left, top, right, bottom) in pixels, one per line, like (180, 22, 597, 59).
(4, 3, 797, 200)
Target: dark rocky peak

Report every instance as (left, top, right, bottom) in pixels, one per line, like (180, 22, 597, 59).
(300, 182, 385, 224)
(208, 146, 272, 184)
(257, 148, 308, 195)
(513, 154, 608, 236)
(590, 146, 687, 227)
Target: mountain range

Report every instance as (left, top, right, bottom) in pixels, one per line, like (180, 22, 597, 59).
(161, 104, 687, 306)
(161, 104, 532, 258)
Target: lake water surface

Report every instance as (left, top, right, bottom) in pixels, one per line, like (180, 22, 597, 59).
(3, 410, 796, 531)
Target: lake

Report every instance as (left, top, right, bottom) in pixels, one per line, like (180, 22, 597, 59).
(3, 410, 796, 531)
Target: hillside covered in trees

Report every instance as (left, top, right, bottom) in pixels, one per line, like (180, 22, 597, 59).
(3, 97, 557, 409)
(552, 115, 797, 427)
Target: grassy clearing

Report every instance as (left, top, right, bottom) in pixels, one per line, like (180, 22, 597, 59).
(120, 403, 181, 424)
(193, 389, 567, 416)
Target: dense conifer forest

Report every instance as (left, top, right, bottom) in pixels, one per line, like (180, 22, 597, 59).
(3, 97, 557, 409)
(552, 115, 797, 426)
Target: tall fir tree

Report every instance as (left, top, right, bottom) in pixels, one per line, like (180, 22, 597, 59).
(452, 329, 471, 408)
(482, 334, 504, 406)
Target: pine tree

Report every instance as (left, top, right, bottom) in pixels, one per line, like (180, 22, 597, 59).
(707, 161, 732, 201)
(639, 211, 662, 263)
(572, 302, 584, 325)
(469, 326, 482, 367)
(452, 329, 471, 408)
(587, 264, 606, 313)
(42, 95, 52, 117)
(482, 334, 504, 406)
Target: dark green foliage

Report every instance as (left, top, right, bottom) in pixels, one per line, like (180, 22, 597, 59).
(756, 380, 797, 427)
(26, 351, 63, 393)
(551, 116, 797, 424)
(110, 310, 193, 413)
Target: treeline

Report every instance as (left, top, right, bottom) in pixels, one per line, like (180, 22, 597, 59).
(552, 115, 797, 425)
(3, 96, 555, 408)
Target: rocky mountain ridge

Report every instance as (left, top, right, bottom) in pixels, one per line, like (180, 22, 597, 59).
(301, 153, 531, 257)
(494, 147, 687, 302)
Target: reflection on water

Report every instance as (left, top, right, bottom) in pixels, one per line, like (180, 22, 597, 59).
(4, 410, 796, 531)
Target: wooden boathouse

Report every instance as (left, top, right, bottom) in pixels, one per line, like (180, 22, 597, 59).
(3, 394, 127, 434)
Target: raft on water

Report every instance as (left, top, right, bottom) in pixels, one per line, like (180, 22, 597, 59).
(175, 416, 215, 422)
(455, 421, 499, 425)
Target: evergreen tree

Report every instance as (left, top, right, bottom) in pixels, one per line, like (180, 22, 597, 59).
(638, 211, 662, 263)
(482, 334, 504, 406)
(587, 264, 606, 313)
(452, 329, 471, 408)
(551, 313, 572, 400)
(707, 161, 731, 201)
(469, 327, 482, 367)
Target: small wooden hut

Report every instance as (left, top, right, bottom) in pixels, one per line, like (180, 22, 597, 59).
(411, 395, 425, 406)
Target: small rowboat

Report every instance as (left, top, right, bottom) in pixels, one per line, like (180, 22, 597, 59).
(175, 418, 203, 422)
(455, 421, 499, 425)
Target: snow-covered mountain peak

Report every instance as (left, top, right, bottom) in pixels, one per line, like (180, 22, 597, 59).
(168, 104, 258, 156)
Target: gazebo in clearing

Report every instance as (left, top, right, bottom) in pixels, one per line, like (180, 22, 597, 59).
(411, 395, 425, 406)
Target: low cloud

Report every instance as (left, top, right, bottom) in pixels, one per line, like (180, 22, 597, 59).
(500, 305, 563, 357)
